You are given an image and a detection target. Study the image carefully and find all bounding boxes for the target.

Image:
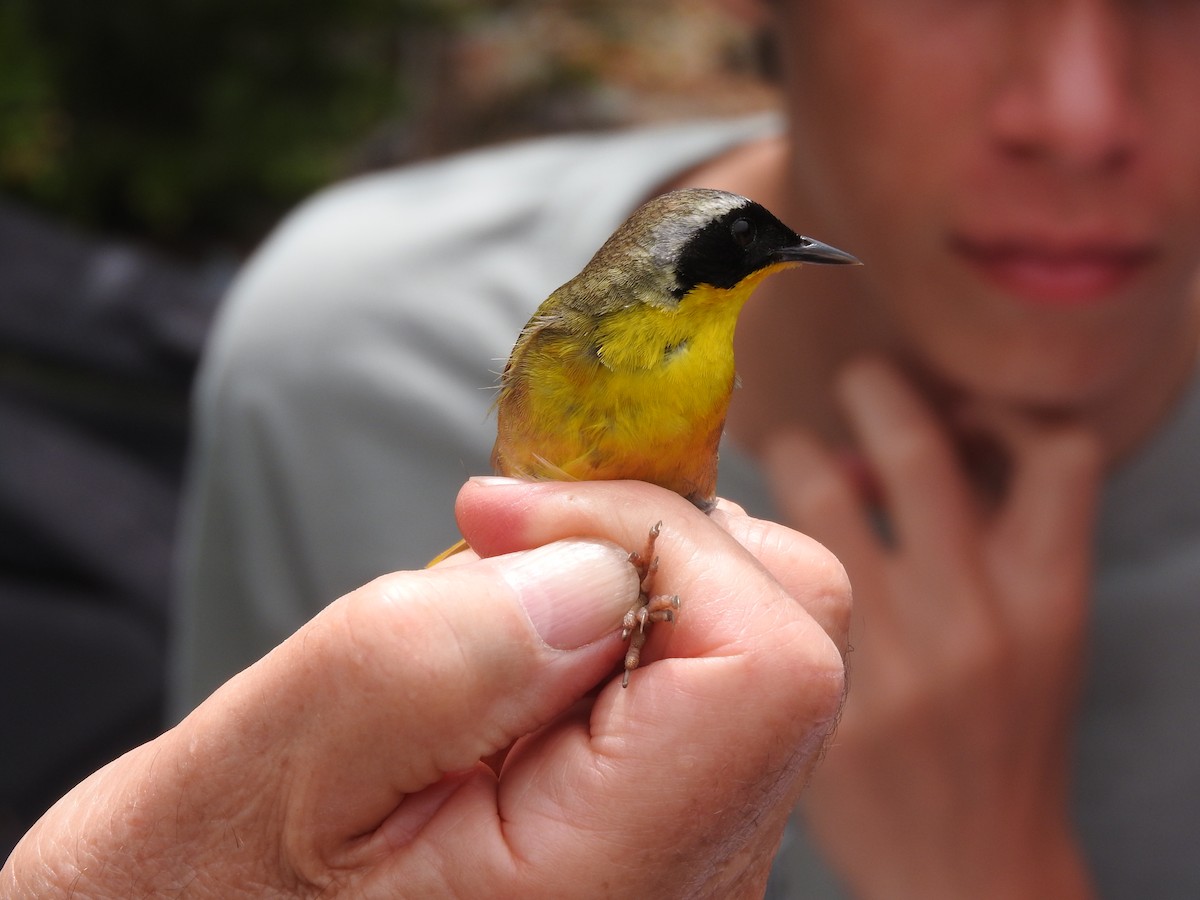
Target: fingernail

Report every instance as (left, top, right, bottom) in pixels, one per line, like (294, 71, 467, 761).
(498, 539, 640, 649)
(469, 475, 525, 487)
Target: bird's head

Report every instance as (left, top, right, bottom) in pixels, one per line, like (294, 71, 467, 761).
(584, 188, 860, 309)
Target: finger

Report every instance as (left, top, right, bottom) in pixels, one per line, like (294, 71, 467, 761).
(760, 428, 918, 700)
(453, 477, 847, 891)
(710, 495, 747, 517)
(757, 429, 888, 657)
(184, 537, 641, 866)
(464, 478, 845, 644)
(456, 478, 847, 691)
(973, 408, 1102, 632)
(455, 475, 847, 739)
(762, 428, 885, 580)
(837, 357, 982, 563)
(710, 498, 853, 660)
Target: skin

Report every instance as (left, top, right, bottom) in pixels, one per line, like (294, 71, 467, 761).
(9, 2, 1200, 896)
(733, 0, 1200, 458)
(696, 0, 1200, 895)
(2, 480, 850, 898)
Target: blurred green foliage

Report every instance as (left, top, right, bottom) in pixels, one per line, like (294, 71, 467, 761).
(0, 0, 464, 254)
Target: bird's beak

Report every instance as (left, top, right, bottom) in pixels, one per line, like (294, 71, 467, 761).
(774, 236, 862, 266)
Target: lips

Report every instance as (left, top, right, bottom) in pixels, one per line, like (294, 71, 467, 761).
(950, 233, 1157, 307)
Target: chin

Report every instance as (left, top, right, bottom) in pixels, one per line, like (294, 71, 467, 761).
(908, 322, 1146, 415)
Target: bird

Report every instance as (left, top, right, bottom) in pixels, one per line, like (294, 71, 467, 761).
(436, 187, 860, 683)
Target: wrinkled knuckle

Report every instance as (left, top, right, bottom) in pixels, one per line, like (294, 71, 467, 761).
(726, 513, 785, 561)
(814, 649, 849, 723)
(795, 626, 849, 727)
(326, 574, 430, 684)
(813, 550, 854, 641)
(786, 534, 852, 607)
(808, 537, 852, 593)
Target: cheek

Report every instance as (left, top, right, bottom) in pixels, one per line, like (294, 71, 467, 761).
(780, 8, 986, 242)
(1148, 61, 1200, 248)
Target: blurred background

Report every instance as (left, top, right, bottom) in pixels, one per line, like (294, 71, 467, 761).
(0, 0, 776, 857)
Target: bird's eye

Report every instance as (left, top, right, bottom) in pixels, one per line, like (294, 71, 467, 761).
(730, 218, 755, 249)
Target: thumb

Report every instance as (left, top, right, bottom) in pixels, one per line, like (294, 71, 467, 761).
(190, 538, 641, 860)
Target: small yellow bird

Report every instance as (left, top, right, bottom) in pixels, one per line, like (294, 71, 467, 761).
(437, 187, 860, 682)
(492, 188, 858, 505)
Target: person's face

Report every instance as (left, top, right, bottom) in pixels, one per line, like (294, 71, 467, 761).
(774, 0, 1200, 410)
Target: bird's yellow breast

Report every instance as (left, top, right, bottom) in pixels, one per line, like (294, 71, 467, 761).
(492, 265, 782, 504)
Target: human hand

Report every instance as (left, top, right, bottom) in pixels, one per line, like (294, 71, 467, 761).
(764, 356, 1102, 899)
(3, 479, 848, 899)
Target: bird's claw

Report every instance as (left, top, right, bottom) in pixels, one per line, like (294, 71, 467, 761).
(621, 521, 680, 687)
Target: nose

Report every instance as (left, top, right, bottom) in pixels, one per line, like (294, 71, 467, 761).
(988, 0, 1140, 175)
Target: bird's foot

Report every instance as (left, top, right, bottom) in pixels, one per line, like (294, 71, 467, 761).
(620, 521, 680, 687)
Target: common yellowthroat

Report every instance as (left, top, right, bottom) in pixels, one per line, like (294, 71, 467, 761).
(436, 187, 860, 682)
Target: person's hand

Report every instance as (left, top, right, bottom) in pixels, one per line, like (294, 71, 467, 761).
(3, 479, 848, 899)
(764, 356, 1101, 898)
